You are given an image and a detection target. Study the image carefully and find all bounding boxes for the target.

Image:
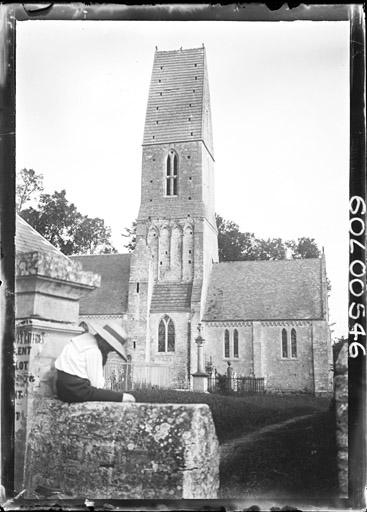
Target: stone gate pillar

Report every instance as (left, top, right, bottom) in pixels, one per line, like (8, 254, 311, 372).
(14, 250, 100, 492)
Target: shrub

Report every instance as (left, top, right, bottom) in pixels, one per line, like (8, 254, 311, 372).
(216, 373, 228, 394)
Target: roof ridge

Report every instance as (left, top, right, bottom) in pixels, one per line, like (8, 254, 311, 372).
(70, 253, 130, 257)
(216, 258, 321, 265)
(155, 46, 205, 53)
(154, 282, 192, 285)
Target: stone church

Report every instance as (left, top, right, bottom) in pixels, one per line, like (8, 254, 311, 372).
(71, 46, 333, 395)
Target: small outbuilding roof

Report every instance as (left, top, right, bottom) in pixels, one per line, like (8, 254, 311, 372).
(203, 258, 325, 322)
(70, 254, 131, 315)
(16, 215, 69, 259)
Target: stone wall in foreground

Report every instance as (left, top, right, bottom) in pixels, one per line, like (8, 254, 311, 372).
(334, 342, 348, 497)
(24, 399, 219, 500)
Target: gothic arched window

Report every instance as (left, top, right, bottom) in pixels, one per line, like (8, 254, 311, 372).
(233, 329, 239, 358)
(158, 315, 175, 352)
(224, 329, 230, 358)
(166, 151, 178, 196)
(282, 328, 288, 358)
(291, 328, 297, 358)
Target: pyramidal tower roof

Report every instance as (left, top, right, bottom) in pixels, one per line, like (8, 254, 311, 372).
(143, 46, 214, 159)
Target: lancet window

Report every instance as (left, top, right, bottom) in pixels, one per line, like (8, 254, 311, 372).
(281, 328, 298, 359)
(233, 329, 239, 358)
(291, 328, 297, 358)
(224, 329, 230, 358)
(166, 151, 178, 196)
(158, 315, 175, 352)
(281, 328, 288, 358)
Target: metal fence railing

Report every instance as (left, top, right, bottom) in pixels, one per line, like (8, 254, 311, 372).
(207, 375, 265, 394)
(104, 360, 264, 394)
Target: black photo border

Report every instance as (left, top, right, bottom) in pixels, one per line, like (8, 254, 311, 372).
(0, 3, 365, 511)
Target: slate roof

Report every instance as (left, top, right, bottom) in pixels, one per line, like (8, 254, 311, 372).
(143, 47, 214, 157)
(150, 283, 193, 312)
(203, 259, 324, 322)
(16, 215, 69, 259)
(70, 254, 131, 315)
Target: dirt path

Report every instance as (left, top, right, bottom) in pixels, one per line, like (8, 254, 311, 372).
(218, 410, 338, 501)
(220, 413, 314, 463)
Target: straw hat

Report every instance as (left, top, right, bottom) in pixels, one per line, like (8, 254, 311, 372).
(86, 320, 127, 360)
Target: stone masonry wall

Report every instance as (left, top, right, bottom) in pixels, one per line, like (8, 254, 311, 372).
(149, 311, 191, 387)
(262, 322, 314, 393)
(139, 142, 206, 222)
(127, 238, 153, 363)
(203, 323, 253, 376)
(204, 321, 315, 393)
(312, 320, 333, 394)
(24, 399, 219, 499)
(334, 342, 348, 497)
(201, 140, 216, 225)
(200, 219, 218, 317)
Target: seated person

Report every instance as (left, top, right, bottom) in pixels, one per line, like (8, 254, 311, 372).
(55, 321, 135, 403)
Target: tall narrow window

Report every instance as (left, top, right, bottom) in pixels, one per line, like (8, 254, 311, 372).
(173, 153, 178, 195)
(166, 156, 170, 195)
(158, 320, 165, 352)
(233, 329, 239, 358)
(282, 329, 288, 358)
(166, 151, 178, 196)
(158, 315, 175, 352)
(291, 328, 297, 358)
(224, 329, 230, 358)
(167, 320, 175, 351)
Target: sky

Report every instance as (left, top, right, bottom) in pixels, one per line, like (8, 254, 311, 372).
(16, 20, 349, 338)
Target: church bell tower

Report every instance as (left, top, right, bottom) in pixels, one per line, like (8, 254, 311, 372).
(138, 46, 218, 283)
(128, 46, 218, 382)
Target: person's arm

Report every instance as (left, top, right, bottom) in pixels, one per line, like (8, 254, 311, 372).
(85, 348, 105, 388)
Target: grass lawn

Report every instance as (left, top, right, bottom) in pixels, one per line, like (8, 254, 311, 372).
(131, 389, 331, 444)
(219, 409, 338, 501)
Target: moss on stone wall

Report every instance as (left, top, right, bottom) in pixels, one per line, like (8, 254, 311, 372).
(24, 399, 219, 499)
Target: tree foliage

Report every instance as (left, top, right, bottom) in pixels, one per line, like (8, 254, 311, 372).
(216, 214, 258, 262)
(121, 220, 137, 253)
(286, 237, 321, 259)
(216, 214, 320, 261)
(16, 168, 44, 212)
(18, 174, 116, 255)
